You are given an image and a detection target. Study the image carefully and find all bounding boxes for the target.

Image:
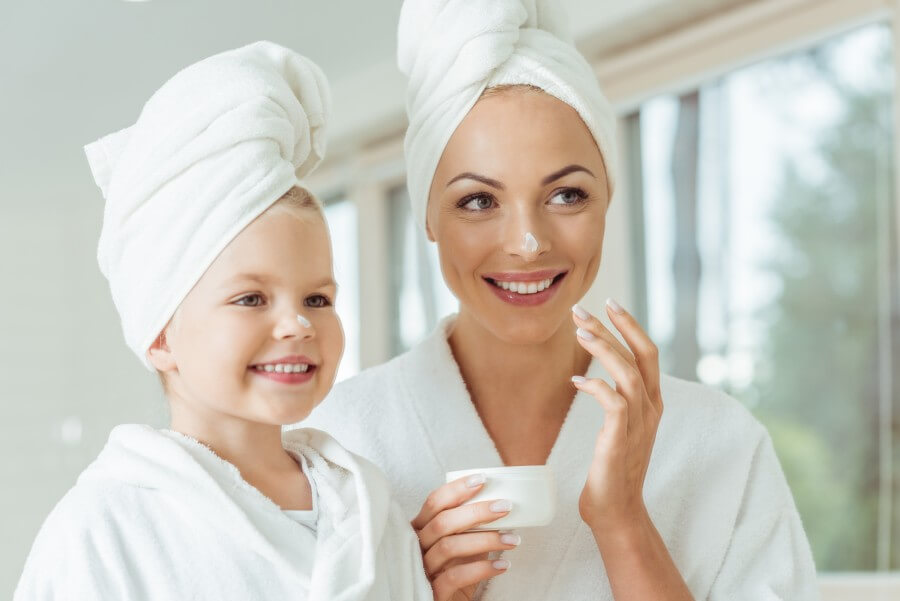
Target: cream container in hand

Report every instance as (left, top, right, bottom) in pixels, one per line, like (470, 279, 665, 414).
(445, 465, 556, 530)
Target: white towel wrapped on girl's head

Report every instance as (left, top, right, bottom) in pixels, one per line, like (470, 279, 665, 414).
(86, 40, 330, 370)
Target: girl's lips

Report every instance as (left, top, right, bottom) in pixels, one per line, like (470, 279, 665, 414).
(484, 272, 566, 306)
(249, 365, 317, 385)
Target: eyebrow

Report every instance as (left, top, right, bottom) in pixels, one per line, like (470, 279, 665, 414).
(223, 273, 337, 289)
(541, 164, 595, 185)
(445, 164, 595, 190)
(446, 172, 505, 190)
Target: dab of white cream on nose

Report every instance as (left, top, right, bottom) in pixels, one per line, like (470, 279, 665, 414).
(523, 232, 539, 253)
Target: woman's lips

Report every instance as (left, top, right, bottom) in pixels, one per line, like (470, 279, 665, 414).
(483, 271, 567, 306)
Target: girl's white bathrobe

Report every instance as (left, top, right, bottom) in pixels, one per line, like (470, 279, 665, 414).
(303, 318, 820, 600)
(15, 425, 431, 601)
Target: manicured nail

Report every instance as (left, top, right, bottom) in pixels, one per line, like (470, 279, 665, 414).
(500, 533, 521, 545)
(466, 473, 486, 488)
(576, 327, 595, 341)
(493, 559, 511, 570)
(571, 304, 590, 320)
(571, 375, 587, 384)
(606, 298, 625, 314)
(490, 500, 512, 512)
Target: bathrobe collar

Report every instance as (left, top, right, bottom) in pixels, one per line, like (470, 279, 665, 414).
(78, 424, 391, 601)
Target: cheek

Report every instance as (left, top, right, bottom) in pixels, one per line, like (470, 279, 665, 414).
(325, 316, 345, 362)
(178, 313, 260, 372)
(436, 221, 495, 281)
(554, 213, 606, 276)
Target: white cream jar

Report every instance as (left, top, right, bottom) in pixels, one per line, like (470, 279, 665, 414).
(445, 465, 556, 530)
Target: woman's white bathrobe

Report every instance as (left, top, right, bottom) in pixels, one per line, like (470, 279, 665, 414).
(15, 425, 431, 601)
(303, 318, 820, 600)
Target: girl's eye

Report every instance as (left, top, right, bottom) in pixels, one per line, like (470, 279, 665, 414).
(548, 188, 588, 206)
(234, 294, 265, 307)
(458, 194, 496, 211)
(305, 294, 332, 308)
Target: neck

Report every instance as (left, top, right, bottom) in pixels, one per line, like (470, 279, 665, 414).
(168, 398, 296, 478)
(449, 309, 592, 416)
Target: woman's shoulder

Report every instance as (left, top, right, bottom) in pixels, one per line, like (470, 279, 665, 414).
(657, 374, 768, 448)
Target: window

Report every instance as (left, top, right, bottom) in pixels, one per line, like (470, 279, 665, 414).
(388, 185, 458, 355)
(627, 23, 899, 570)
(323, 197, 360, 381)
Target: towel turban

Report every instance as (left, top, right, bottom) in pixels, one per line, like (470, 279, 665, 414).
(399, 0, 618, 231)
(85, 41, 330, 370)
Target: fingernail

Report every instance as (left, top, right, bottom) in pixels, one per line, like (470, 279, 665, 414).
(576, 327, 595, 341)
(490, 500, 512, 512)
(571, 375, 587, 384)
(571, 304, 590, 320)
(466, 473, 486, 488)
(500, 533, 521, 545)
(493, 559, 511, 570)
(606, 298, 625, 314)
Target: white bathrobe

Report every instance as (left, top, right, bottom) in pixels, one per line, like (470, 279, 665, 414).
(302, 318, 820, 600)
(15, 425, 431, 601)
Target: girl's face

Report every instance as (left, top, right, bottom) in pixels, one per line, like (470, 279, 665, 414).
(150, 207, 344, 426)
(427, 89, 610, 344)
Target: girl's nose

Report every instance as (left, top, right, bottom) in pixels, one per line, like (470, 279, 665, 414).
(273, 311, 315, 340)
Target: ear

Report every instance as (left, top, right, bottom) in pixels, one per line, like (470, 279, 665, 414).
(425, 217, 436, 242)
(146, 328, 178, 373)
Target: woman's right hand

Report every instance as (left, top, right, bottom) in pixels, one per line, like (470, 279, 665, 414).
(411, 473, 520, 601)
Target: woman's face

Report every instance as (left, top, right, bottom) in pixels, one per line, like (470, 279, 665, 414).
(151, 207, 344, 426)
(428, 89, 610, 344)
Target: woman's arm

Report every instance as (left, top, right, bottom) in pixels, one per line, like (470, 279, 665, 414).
(572, 300, 694, 601)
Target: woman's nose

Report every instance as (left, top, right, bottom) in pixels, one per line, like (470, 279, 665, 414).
(502, 212, 551, 260)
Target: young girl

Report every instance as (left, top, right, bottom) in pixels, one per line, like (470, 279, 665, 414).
(15, 41, 431, 601)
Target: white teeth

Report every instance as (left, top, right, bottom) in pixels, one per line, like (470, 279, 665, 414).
(492, 277, 554, 295)
(256, 363, 311, 374)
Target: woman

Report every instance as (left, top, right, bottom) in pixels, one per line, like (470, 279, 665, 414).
(303, 1, 819, 600)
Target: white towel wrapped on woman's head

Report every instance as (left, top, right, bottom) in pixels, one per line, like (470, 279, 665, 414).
(84, 41, 330, 370)
(399, 0, 618, 231)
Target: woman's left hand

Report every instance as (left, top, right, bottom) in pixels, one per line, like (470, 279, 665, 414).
(570, 299, 664, 535)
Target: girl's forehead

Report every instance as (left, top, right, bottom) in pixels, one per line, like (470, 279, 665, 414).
(200, 212, 333, 286)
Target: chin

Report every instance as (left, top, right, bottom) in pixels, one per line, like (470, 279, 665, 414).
(485, 310, 567, 346)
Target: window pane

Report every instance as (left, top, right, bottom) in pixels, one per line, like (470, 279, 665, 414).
(388, 186, 458, 354)
(630, 23, 898, 570)
(323, 198, 360, 382)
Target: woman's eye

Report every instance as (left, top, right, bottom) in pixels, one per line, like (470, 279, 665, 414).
(548, 188, 588, 206)
(459, 194, 495, 211)
(305, 294, 332, 308)
(234, 294, 264, 307)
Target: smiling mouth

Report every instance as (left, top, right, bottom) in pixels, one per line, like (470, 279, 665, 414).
(249, 363, 316, 374)
(484, 272, 567, 295)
